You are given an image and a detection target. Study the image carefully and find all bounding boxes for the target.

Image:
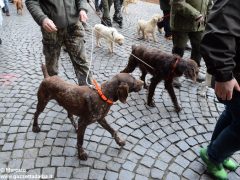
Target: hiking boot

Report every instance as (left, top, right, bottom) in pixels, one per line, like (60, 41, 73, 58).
(223, 158, 238, 171)
(200, 148, 228, 180)
(101, 17, 112, 27)
(113, 16, 123, 28)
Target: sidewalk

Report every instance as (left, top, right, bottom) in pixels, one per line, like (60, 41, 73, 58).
(0, 1, 240, 180)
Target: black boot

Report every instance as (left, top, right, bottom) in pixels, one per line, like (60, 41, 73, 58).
(101, 17, 112, 27)
(0, 38, 2, 45)
(113, 15, 123, 28)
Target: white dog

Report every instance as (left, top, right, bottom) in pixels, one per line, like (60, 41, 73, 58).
(122, 0, 138, 14)
(137, 14, 162, 42)
(93, 24, 125, 53)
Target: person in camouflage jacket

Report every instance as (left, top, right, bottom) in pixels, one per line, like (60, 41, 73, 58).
(170, 0, 213, 83)
(25, 0, 92, 85)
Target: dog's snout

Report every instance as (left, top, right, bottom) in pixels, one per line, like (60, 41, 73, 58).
(134, 79, 144, 91)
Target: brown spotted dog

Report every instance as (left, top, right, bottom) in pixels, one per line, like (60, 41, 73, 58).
(121, 45, 199, 112)
(33, 64, 143, 160)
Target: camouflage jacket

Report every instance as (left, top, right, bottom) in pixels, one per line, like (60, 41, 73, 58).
(26, 0, 88, 29)
(170, 0, 213, 32)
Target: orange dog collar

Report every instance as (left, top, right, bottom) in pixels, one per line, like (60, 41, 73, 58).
(92, 79, 113, 105)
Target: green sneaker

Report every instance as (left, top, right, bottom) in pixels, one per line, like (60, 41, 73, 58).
(200, 148, 228, 180)
(223, 158, 239, 171)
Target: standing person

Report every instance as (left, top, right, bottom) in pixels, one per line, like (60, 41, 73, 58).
(25, 0, 92, 86)
(200, 0, 240, 179)
(157, 0, 172, 40)
(3, 0, 10, 16)
(0, 0, 4, 44)
(170, 0, 213, 87)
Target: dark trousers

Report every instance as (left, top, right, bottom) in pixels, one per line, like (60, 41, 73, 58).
(208, 90, 240, 164)
(172, 31, 203, 67)
(157, 10, 171, 37)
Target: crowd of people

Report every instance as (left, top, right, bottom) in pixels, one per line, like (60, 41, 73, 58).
(1, 0, 240, 179)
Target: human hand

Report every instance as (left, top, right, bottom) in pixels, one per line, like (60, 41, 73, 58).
(79, 10, 88, 23)
(42, 18, 58, 32)
(215, 78, 240, 100)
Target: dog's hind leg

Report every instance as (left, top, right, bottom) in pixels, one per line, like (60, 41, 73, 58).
(147, 77, 161, 107)
(164, 80, 182, 112)
(121, 55, 137, 73)
(68, 113, 77, 132)
(98, 118, 125, 146)
(33, 93, 50, 133)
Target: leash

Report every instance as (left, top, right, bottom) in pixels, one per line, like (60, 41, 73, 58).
(92, 79, 113, 104)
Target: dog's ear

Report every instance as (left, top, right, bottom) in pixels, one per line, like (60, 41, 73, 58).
(117, 82, 129, 103)
(185, 59, 199, 82)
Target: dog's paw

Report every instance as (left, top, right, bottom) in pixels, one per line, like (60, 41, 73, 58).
(147, 101, 156, 107)
(32, 126, 41, 133)
(78, 151, 88, 161)
(175, 106, 182, 112)
(117, 139, 126, 147)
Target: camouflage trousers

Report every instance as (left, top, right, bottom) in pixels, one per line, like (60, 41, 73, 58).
(41, 22, 92, 85)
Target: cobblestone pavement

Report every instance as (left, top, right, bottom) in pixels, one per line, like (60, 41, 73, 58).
(0, 1, 240, 180)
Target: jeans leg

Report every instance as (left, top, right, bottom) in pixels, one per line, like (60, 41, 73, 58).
(208, 91, 240, 164)
(3, 0, 9, 12)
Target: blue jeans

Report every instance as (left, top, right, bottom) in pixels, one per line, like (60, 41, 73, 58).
(3, 0, 9, 13)
(207, 90, 240, 164)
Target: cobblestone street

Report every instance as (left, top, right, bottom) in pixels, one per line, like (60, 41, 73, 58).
(0, 1, 240, 180)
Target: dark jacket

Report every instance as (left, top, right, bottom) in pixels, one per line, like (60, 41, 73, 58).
(201, 0, 240, 83)
(160, 0, 170, 11)
(25, 0, 88, 29)
(170, 0, 213, 32)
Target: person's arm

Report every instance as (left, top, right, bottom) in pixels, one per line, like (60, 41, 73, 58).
(171, 0, 202, 20)
(25, 0, 48, 26)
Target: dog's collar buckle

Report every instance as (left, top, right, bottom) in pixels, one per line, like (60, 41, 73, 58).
(92, 79, 113, 105)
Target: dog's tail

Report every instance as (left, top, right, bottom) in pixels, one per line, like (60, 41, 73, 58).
(41, 64, 49, 78)
(132, 45, 137, 53)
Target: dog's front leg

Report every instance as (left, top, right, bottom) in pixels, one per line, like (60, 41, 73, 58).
(109, 41, 113, 53)
(68, 113, 77, 132)
(152, 32, 156, 42)
(164, 80, 182, 112)
(98, 118, 126, 146)
(147, 77, 160, 107)
(77, 119, 88, 160)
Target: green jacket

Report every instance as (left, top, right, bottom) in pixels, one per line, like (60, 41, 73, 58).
(170, 0, 213, 32)
(25, 0, 88, 29)
(160, 0, 170, 11)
